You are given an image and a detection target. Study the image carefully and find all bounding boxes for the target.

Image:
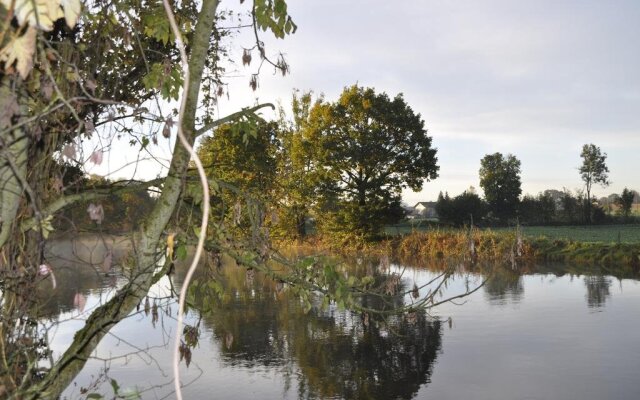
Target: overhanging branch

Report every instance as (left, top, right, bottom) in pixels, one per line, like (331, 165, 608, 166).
(194, 103, 275, 137)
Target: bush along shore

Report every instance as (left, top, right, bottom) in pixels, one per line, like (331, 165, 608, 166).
(279, 229, 640, 268)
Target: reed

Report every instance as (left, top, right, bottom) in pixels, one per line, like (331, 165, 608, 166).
(278, 229, 640, 267)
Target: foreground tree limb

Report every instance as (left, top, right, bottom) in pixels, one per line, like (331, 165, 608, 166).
(21, 2, 222, 397)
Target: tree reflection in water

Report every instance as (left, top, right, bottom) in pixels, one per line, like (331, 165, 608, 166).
(191, 261, 443, 400)
(483, 267, 524, 305)
(583, 275, 612, 308)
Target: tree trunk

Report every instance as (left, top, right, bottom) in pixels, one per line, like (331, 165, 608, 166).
(22, 0, 221, 397)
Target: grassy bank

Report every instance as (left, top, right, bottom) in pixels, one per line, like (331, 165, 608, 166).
(385, 221, 640, 243)
(492, 224, 640, 244)
(281, 228, 640, 267)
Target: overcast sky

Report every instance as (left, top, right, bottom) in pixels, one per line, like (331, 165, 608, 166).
(91, 1, 639, 204)
(214, 0, 640, 204)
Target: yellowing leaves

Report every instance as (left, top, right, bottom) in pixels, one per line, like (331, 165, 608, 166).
(1, 0, 81, 30)
(0, 27, 37, 79)
(4, 0, 61, 31)
(60, 0, 81, 28)
(0, 0, 82, 78)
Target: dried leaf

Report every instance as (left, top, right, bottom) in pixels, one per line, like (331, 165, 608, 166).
(89, 150, 103, 165)
(162, 58, 172, 75)
(249, 74, 258, 91)
(60, 0, 81, 28)
(162, 117, 173, 138)
(411, 283, 419, 299)
(0, 27, 37, 79)
(41, 79, 54, 100)
(52, 175, 64, 193)
(85, 79, 97, 93)
(73, 292, 86, 312)
(242, 48, 252, 66)
(86, 203, 104, 224)
(3, 0, 62, 31)
(61, 143, 76, 160)
(151, 301, 158, 327)
(102, 249, 113, 273)
(84, 119, 94, 135)
(38, 264, 51, 276)
(166, 233, 175, 260)
(0, 90, 19, 129)
(38, 263, 57, 289)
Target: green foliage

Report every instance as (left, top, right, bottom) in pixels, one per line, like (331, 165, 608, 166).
(141, 62, 183, 101)
(270, 91, 321, 240)
(479, 152, 522, 222)
(254, 0, 298, 38)
(518, 192, 556, 225)
(579, 143, 610, 223)
(196, 120, 279, 234)
(436, 190, 487, 226)
(616, 187, 635, 219)
(307, 85, 439, 238)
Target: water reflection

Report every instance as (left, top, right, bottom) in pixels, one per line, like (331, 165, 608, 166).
(192, 265, 443, 399)
(483, 268, 524, 305)
(584, 275, 612, 308)
(30, 239, 640, 399)
(36, 235, 129, 317)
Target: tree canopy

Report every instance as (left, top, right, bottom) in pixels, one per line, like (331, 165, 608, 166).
(579, 143, 609, 223)
(616, 187, 635, 220)
(306, 85, 439, 238)
(479, 152, 522, 222)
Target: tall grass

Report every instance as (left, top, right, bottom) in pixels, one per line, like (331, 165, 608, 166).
(280, 228, 640, 267)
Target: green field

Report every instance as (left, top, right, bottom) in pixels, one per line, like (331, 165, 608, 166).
(497, 224, 640, 244)
(385, 221, 640, 244)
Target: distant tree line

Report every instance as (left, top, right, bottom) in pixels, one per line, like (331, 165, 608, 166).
(435, 145, 637, 227)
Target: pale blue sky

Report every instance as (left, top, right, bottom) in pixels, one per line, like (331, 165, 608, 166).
(219, 0, 640, 204)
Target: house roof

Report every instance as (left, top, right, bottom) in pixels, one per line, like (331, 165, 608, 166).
(414, 201, 436, 208)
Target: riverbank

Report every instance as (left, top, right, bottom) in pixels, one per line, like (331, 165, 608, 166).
(278, 229, 640, 267)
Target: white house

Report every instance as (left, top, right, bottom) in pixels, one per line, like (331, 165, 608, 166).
(412, 201, 438, 219)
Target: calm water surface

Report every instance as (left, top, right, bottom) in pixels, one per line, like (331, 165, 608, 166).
(41, 238, 640, 399)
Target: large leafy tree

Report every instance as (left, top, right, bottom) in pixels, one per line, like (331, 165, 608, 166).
(272, 90, 321, 240)
(579, 143, 609, 223)
(196, 120, 279, 234)
(307, 85, 439, 238)
(479, 152, 522, 222)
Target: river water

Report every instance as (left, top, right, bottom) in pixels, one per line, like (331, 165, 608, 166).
(39, 237, 640, 399)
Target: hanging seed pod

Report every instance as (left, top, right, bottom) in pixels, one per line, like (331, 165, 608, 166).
(411, 283, 420, 299)
(249, 74, 258, 91)
(242, 48, 252, 66)
(162, 116, 174, 138)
